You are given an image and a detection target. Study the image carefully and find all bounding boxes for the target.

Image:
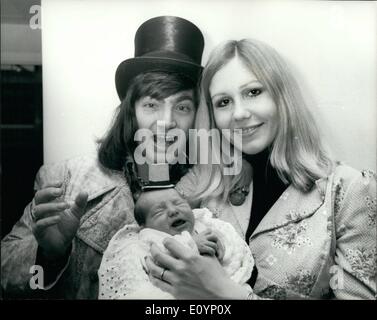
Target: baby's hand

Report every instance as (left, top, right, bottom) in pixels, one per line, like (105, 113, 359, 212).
(192, 229, 225, 260)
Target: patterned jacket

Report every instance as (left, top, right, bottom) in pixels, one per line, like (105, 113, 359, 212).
(1, 155, 135, 299)
(176, 164, 376, 299)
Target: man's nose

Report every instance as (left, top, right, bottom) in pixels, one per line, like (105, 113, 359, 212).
(161, 108, 177, 130)
(233, 99, 251, 121)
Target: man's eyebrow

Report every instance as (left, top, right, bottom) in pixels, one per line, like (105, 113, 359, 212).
(139, 96, 159, 102)
(173, 94, 194, 103)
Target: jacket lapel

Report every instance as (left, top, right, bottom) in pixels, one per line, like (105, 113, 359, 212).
(65, 162, 126, 204)
(65, 163, 132, 253)
(249, 177, 328, 241)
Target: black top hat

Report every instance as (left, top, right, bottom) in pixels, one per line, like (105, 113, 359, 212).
(115, 16, 204, 100)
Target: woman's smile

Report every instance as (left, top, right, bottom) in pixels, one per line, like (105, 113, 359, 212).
(239, 123, 264, 136)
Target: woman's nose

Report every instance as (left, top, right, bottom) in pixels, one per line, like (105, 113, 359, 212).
(233, 100, 251, 121)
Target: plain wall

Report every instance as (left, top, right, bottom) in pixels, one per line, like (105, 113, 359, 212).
(1, 23, 41, 64)
(41, 0, 376, 171)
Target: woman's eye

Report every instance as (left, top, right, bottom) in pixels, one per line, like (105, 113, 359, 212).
(247, 89, 262, 97)
(215, 98, 231, 108)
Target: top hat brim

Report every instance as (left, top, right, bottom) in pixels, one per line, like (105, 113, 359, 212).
(115, 57, 203, 100)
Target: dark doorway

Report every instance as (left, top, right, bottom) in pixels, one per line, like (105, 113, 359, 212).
(1, 65, 43, 238)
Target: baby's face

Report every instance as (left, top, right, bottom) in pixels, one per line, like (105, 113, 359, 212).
(139, 189, 195, 236)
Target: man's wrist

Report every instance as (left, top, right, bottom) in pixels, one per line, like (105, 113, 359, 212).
(38, 243, 72, 263)
(35, 244, 72, 290)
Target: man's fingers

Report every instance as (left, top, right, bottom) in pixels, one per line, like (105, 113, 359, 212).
(34, 186, 63, 205)
(46, 181, 63, 187)
(33, 202, 69, 221)
(33, 215, 61, 235)
(69, 192, 88, 220)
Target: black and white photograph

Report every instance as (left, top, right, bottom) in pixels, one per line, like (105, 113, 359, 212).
(1, 0, 376, 305)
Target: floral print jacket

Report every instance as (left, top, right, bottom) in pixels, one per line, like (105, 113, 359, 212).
(1, 156, 135, 299)
(176, 164, 376, 300)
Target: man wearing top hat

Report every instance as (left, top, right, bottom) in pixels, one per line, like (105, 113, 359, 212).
(1, 16, 205, 299)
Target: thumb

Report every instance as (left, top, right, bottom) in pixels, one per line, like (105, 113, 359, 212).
(70, 192, 88, 220)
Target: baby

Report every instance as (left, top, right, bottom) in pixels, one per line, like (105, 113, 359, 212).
(98, 188, 254, 299)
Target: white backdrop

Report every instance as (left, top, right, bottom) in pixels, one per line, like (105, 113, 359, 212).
(41, 0, 377, 171)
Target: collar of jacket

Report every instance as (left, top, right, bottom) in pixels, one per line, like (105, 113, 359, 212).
(248, 175, 329, 241)
(76, 170, 133, 253)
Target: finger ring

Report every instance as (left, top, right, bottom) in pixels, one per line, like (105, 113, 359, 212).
(160, 268, 166, 281)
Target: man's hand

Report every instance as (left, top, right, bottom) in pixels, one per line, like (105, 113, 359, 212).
(31, 181, 88, 259)
(192, 229, 225, 260)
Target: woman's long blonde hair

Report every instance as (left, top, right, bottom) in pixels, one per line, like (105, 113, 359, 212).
(191, 39, 333, 202)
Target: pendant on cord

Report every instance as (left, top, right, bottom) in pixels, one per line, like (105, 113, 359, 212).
(229, 185, 250, 206)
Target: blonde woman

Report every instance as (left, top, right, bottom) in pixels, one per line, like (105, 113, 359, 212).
(146, 39, 376, 299)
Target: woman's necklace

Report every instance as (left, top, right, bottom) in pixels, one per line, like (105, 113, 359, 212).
(229, 185, 250, 206)
(228, 159, 253, 206)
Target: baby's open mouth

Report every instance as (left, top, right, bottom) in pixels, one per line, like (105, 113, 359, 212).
(171, 219, 186, 228)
